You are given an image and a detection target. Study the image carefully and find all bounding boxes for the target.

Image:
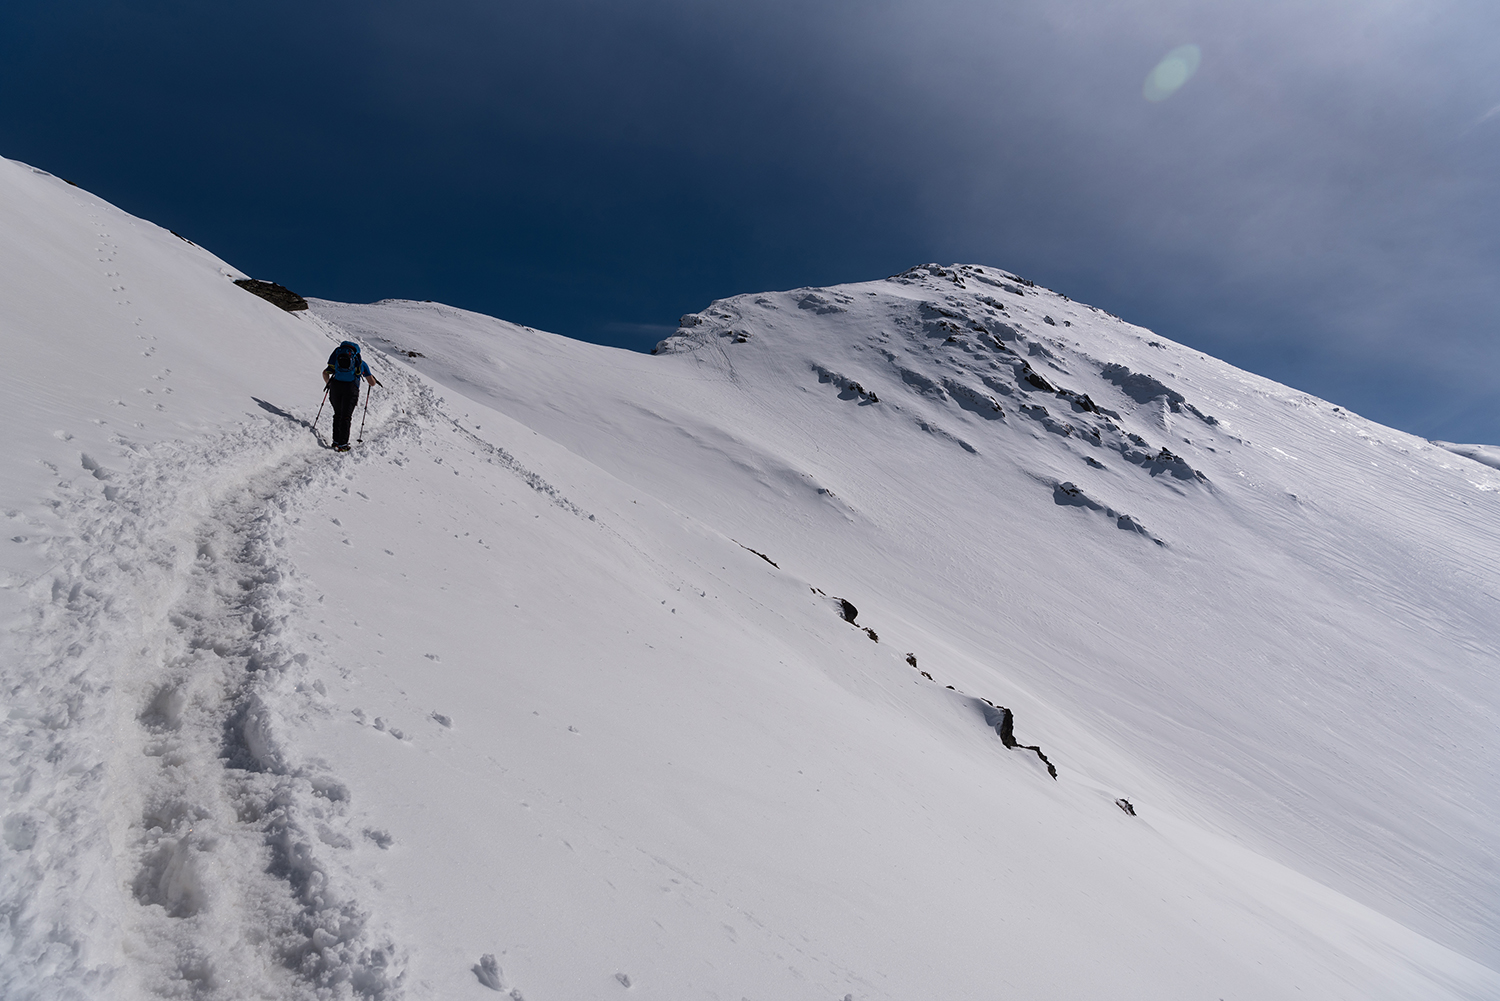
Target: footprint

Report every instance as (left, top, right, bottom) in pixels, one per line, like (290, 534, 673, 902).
(371, 718, 405, 740)
(2, 813, 38, 851)
(473, 954, 505, 991)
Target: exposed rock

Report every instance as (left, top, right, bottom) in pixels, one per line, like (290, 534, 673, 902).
(1020, 364, 1057, 393)
(234, 278, 308, 312)
(1053, 481, 1166, 546)
(977, 701, 1058, 779)
(738, 543, 779, 568)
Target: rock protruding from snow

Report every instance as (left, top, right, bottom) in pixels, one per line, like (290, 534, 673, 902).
(234, 277, 309, 311)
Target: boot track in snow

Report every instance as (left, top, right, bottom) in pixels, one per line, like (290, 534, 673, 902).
(0, 352, 461, 1000)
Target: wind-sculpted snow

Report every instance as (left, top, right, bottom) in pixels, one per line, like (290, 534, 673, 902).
(658, 264, 1217, 498)
(6, 159, 1500, 1000)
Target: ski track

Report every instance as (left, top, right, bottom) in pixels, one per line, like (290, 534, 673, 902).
(0, 341, 575, 1001)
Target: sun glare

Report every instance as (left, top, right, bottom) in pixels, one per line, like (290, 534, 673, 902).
(1143, 44, 1202, 102)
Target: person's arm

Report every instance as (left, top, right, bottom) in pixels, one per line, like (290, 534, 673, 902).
(323, 366, 333, 386)
(364, 363, 381, 387)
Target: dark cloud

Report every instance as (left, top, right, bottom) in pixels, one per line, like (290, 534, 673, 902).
(2, 0, 1497, 440)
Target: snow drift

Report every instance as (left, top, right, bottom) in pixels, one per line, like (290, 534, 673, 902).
(2, 157, 1497, 1001)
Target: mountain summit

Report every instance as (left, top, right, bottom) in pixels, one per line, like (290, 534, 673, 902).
(3, 156, 1497, 1000)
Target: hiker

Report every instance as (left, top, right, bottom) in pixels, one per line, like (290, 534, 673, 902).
(323, 340, 381, 451)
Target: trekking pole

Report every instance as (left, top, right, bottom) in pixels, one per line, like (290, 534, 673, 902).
(357, 383, 375, 444)
(313, 385, 328, 432)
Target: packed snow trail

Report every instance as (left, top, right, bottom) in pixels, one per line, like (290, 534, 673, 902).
(2, 289, 597, 999)
(0, 154, 600, 995)
(1, 340, 439, 998)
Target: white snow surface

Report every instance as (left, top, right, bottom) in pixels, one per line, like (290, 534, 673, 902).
(2, 156, 1497, 1001)
(1434, 440, 1500, 472)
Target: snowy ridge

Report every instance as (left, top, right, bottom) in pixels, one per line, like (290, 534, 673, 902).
(317, 262, 1500, 977)
(1434, 439, 1500, 471)
(4, 157, 1499, 1000)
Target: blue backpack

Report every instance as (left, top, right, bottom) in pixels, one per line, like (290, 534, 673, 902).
(330, 341, 362, 381)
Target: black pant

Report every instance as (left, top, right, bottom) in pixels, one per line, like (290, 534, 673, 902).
(328, 379, 360, 445)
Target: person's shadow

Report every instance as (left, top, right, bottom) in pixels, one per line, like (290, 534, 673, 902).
(252, 397, 324, 444)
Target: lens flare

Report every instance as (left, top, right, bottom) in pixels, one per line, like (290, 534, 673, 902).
(1143, 44, 1201, 102)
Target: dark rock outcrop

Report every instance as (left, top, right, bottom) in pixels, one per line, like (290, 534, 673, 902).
(978, 701, 1058, 779)
(234, 278, 308, 312)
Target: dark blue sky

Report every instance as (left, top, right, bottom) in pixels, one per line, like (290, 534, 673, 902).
(4, 0, 1498, 441)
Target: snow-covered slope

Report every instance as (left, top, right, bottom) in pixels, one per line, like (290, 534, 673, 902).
(1435, 439, 1500, 471)
(319, 267, 1500, 968)
(3, 157, 1497, 1001)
